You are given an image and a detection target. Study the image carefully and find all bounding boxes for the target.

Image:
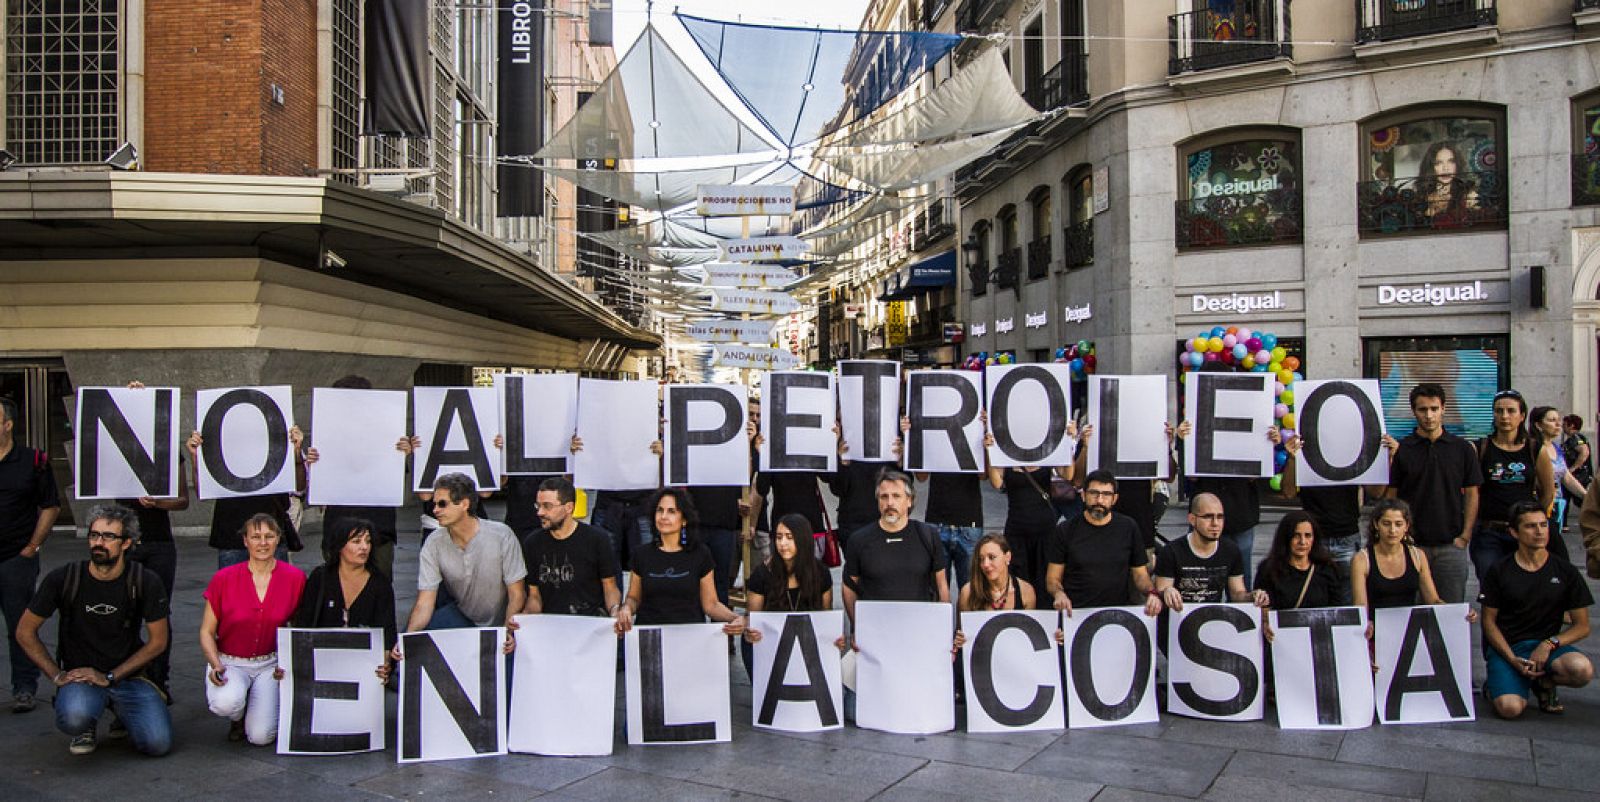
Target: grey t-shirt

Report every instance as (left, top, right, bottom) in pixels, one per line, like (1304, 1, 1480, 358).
(418, 518, 527, 627)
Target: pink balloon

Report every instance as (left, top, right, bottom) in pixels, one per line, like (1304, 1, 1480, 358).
(1236, 328, 1253, 342)
(1274, 381, 1286, 395)
(1274, 403, 1289, 418)
(1222, 334, 1238, 349)
(1204, 351, 1220, 362)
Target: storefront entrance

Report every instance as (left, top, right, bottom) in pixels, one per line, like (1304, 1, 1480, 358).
(0, 360, 75, 523)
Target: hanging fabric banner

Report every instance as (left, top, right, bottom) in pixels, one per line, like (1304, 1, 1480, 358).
(496, 0, 544, 216)
(709, 289, 801, 315)
(718, 236, 808, 263)
(363, 0, 431, 137)
(697, 185, 796, 217)
(687, 319, 777, 343)
(713, 346, 803, 371)
(701, 263, 801, 288)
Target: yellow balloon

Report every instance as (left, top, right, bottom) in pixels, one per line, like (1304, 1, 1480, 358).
(1208, 337, 1225, 352)
(1282, 412, 1296, 429)
(1277, 369, 1294, 384)
(1242, 356, 1256, 369)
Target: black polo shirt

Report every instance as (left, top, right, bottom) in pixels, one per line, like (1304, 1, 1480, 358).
(0, 445, 60, 562)
(1387, 430, 1483, 547)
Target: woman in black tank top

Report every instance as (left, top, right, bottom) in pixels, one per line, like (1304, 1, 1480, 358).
(1350, 499, 1477, 645)
(953, 534, 1043, 653)
(1472, 391, 1554, 583)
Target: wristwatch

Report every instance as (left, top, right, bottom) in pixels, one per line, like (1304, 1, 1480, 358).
(1548, 636, 1561, 649)
(104, 671, 117, 685)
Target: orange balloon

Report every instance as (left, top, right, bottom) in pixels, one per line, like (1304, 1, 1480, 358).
(1227, 326, 1239, 335)
(1283, 356, 1301, 371)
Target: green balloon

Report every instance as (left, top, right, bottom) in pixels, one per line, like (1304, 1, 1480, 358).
(1269, 474, 1283, 492)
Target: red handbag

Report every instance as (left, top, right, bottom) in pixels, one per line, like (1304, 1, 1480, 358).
(813, 489, 842, 568)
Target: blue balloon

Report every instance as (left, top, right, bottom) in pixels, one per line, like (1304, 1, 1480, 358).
(1274, 450, 1289, 468)
(1190, 351, 1205, 368)
(1232, 343, 1249, 360)
(1292, 372, 1304, 383)
(1211, 326, 1226, 337)
(1261, 333, 1278, 349)
(1252, 363, 1270, 372)
(1071, 358, 1085, 372)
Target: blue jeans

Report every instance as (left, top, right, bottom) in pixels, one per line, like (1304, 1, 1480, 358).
(0, 553, 41, 695)
(589, 500, 651, 573)
(55, 679, 172, 756)
(1323, 533, 1362, 592)
(216, 546, 289, 569)
(1470, 522, 1518, 585)
(1227, 526, 1259, 589)
(936, 524, 983, 589)
(701, 527, 739, 607)
(425, 600, 477, 630)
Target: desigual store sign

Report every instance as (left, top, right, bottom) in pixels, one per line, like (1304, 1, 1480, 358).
(1362, 279, 1509, 313)
(1175, 289, 1303, 322)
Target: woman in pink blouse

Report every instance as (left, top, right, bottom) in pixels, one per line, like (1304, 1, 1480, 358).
(199, 513, 306, 745)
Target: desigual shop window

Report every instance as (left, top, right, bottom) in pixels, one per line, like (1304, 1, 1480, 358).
(1176, 132, 1303, 250)
(1358, 107, 1506, 236)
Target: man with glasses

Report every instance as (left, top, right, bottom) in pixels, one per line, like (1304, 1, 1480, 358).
(519, 477, 624, 622)
(0, 395, 60, 713)
(1385, 382, 1483, 604)
(1154, 493, 1269, 609)
(15, 505, 171, 756)
(397, 473, 526, 640)
(1045, 470, 1162, 616)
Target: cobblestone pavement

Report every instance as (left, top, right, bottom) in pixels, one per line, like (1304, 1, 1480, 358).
(2, 486, 1597, 800)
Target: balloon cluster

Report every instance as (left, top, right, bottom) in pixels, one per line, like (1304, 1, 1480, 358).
(962, 351, 1016, 370)
(1177, 325, 1303, 492)
(1053, 340, 1098, 378)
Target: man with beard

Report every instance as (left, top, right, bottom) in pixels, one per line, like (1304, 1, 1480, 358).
(842, 470, 949, 626)
(1155, 493, 1270, 610)
(16, 506, 171, 756)
(1044, 470, 1162, 616)
(519, 477, 624, 622)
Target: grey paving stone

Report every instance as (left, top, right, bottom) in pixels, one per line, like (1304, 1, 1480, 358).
(1222, 749, 1427, 798)
(355, 761, 557, 798)
(1337, 725, 1536, 784)
(1018, 731, 1232, 797)
(776, 725, 1052, 770)
(883, 760, 1101, 801)
(177, 769, 395, 801)
(234, 743, 401, 785)
(1533, 738, 1600, 794)
(1088, 788, 1195, 802)
(1158, 715, 1345, 760)
(446, 753, 611, 792)
(1424, 774, 1600, 802)
(713, 726, 928, 782)
(1201, 775, 1417, 801)
(555, 767, 784, 801)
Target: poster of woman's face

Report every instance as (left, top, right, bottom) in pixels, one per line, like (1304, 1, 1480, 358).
(1368, 117, 1496, 183)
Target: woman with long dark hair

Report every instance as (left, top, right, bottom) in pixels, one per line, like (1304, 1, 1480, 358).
(1531, 405, 1581, 562)
(616, 488, 745, 634)
(1473, 390, 1555, 582)
(741, 514, 835, 677)
(287, 517, 396, 681)
(1417, 140, 1479, 221)
(957, 534, 1038, 612)
(1254, 511, 1345, 610)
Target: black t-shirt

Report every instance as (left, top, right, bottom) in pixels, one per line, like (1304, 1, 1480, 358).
(1000, 467, 1059, 537)
(208, 494, 297, 550)
(522, 522, 618, 616)
(1155, 535, 1244, 604)
(115, 456, 183, 544)
(1113, 480, 1158, 551)
(1045, 512, 1145, 608)
(843, 521, 947, 602)
(0, 445, 60, 561)
(1190, 476, 1260, 535)
(755, 472, 826, 534)
(1387, 431, 1484, 546)
(501, 475, 556, 538)
(1254, 561, 1347, 609)
(1298, 485, 1361, 539)
(292, 565, 398, 651)
(28, 562, 169, 675)
(1480, 553, 1596, 644)
(689, 485, 745, 531)
(1476, 439, 1539, 523)
(323, 505, 399, 546)
(924, 472, 983, 527)
(631, 543, 715, 625)
(746, 562, 833, 612)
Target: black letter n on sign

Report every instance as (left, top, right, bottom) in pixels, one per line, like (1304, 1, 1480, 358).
(78, 388, 174, 497)
(288, 630, 371, 753)
(1385, 607, 1469, 721)
(757, 615, 839, 727)
(400, 631, 500, 761)
(640, 628, 717, 742)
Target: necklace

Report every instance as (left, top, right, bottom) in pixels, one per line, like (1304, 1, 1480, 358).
(988, 580, 1011, 610)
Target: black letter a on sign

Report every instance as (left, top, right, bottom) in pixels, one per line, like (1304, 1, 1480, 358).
(757, 616, 838, 727)
(1385, 607, 1469, 721)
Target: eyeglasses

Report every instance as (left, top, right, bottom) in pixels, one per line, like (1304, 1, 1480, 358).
(431, 498, 456, 510)
(1192, 513, 1225, 521)
(86, 531, 127, 543)
(1083, 489, 1116, 499)
(1494, 390, 1523, 401)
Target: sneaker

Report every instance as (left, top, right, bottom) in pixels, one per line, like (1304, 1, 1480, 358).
(227, 719, 246, 742)
(107, 717, 128, 740)
(11, 692, 34, 714)
(69, 732, 97, 755)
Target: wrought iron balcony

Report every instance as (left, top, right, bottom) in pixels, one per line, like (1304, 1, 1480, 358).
(1356, 170, 1507, 236)
(1175, 189, 1303, 250)
(922, 0, 952, 28)
(1169, 0, 1292, 75)
(955, 0, 1007, 32)
(1574, 153, 1600, 207)
(995, 247, 1022, 292)
(1024, 54, 1090, 111)
(1356, 0, 1496, 44)
(1061, 219, 1094, 269)
(968, 259, 989, 296)
(1026, 235, 1052, 280)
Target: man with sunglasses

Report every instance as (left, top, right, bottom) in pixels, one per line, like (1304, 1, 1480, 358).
(1045, 470, 1162, 616)
(16, 506, 171, 756)
(1385, 382, 1483, 604)
(397, 473, 527, 643)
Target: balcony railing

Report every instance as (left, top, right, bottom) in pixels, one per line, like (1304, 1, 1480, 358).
(1062, 219, 1094, 268)
(969, 259, 990, 296)
(1356, 170, 1507, 236)
(995, 247, 1022, 292)
(1169, 0, 1292, 75)
(1356, 0, 1496, 44)
(1574, 153, 1600, 207)
(922, 0, 952, 28)
(1024, 54, 1090, 111)
(1027, 236, 1052, 280)
(955, 0, 1007, 32)
(1175, 189, 1303, 250)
